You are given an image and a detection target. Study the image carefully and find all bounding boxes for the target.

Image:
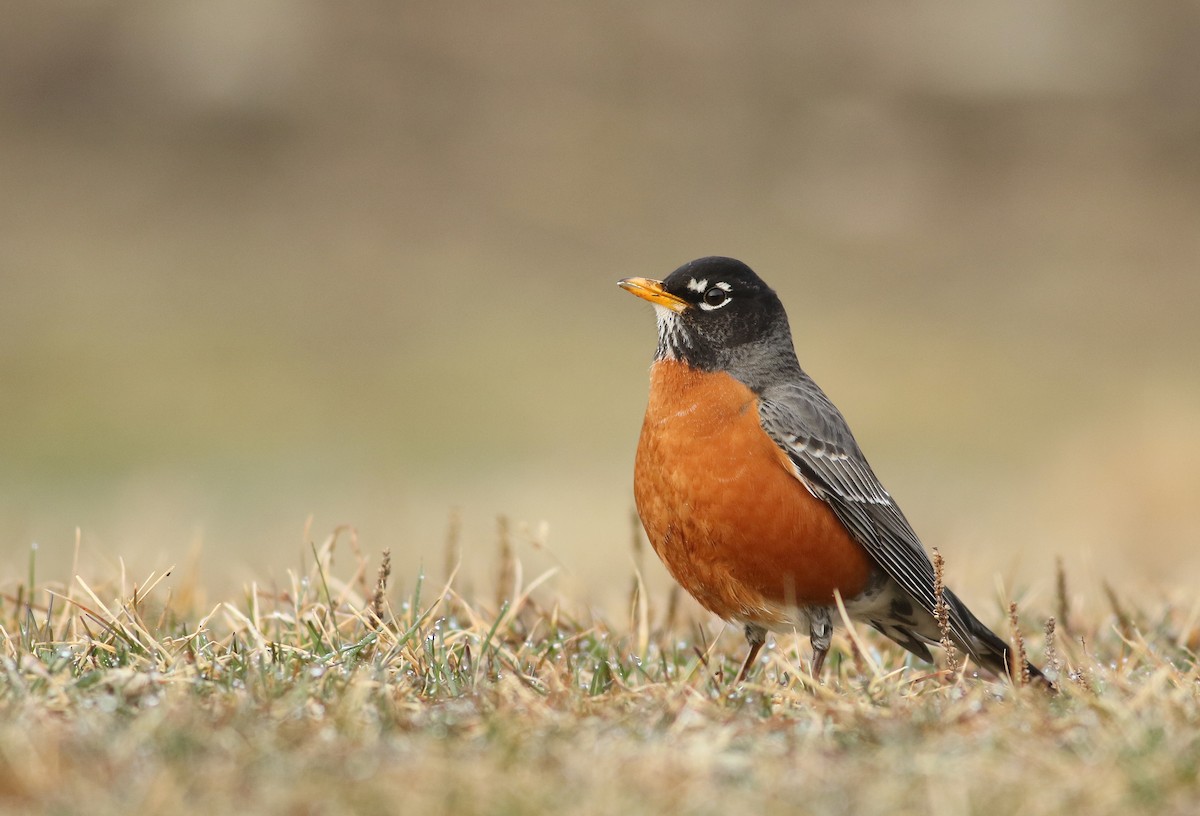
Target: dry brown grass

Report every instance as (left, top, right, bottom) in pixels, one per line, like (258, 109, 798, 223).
(1, 527, 1198, 816)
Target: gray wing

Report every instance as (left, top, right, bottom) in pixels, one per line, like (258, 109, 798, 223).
(756, 377, 978, 644)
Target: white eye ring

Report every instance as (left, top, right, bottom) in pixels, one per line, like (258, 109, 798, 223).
(699, 282, 732, 311)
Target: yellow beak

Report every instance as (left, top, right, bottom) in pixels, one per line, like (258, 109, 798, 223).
(617, 277, 689, 313)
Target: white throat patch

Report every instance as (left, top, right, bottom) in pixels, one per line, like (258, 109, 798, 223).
(653, 306, 690, 359)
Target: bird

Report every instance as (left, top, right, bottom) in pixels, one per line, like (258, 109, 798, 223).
(619, 256, 1046, 685)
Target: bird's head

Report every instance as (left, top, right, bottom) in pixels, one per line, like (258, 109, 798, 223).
(619, 256, 799, 389)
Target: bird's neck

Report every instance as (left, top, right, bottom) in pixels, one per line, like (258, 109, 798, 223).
(655, 330, 803, 395)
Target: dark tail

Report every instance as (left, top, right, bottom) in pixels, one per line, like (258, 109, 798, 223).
(947, 590, 1053, 690)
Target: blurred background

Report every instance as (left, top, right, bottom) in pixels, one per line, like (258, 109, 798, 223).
(2, 2, 1198, 619)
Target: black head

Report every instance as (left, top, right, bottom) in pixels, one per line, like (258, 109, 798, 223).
(619, 257, 802, 390)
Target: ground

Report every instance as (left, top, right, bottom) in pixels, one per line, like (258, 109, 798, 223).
(1, 529, 1197, 816)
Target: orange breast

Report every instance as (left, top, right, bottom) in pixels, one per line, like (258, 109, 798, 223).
(634, 360, 874, 626)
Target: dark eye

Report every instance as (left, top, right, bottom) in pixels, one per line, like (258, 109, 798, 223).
(703, 287, 729, 307)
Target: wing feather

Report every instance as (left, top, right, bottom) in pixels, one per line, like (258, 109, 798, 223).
(757, 380, 979, 645)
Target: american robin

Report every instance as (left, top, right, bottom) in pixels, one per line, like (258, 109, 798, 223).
(620, 256, 1045, 685)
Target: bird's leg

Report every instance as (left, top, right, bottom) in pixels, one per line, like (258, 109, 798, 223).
(809, 607, 833, 678)
(737, 624, 767, 682)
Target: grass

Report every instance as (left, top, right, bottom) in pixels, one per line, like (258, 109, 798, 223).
(1, 525, 1199, 816)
